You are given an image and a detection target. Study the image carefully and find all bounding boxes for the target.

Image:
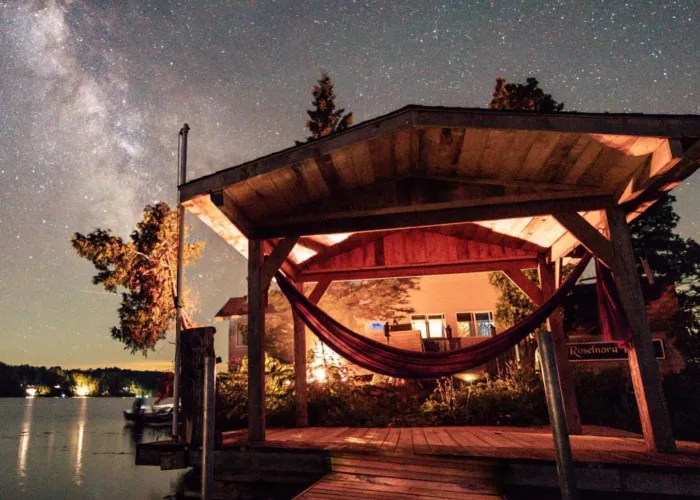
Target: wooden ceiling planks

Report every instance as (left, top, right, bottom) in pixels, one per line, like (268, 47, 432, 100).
(518, 131, 562, 181)
(181, 107, 700, 277)
(456, 127, 490, 176)
(330, 147, 360, 189)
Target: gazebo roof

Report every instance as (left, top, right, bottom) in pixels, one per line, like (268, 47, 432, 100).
(181, 105, 700, 281)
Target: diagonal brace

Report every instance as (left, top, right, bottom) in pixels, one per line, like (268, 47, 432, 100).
(553, 212, 613, 269)
(262, 237, 299, 290)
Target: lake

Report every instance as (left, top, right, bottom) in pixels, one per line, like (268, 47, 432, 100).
(0, 398, 185, 499)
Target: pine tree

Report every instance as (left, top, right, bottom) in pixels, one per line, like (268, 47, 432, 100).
(298, 72, 353, 144)
(71, 202, 204, 354)
(489, 77, 564, 113)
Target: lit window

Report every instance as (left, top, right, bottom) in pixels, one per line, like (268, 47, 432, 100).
(456, 312, 473, 336)
(230, 320, 248, 346)
(410, 315, 428, 338)
(456, 311, 494, 337)
(475, 312, 494, 337)
(411, 314, 445, 339)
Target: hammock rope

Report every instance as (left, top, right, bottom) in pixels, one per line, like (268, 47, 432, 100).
(275, 253, 593, 379)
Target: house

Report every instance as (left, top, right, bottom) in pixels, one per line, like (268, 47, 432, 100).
(218, 270, 685, 376)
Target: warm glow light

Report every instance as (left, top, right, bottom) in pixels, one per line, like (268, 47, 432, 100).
(25, 387, 37, 397)
(74, 385, 90, 397)
(311, 367, 327, 383)
(455, 373, 479, 383)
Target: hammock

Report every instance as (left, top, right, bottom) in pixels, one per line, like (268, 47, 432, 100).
(275, 253, 593, 378)
(595, 259, 633, 347)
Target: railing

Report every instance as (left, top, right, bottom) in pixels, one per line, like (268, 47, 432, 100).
(422, 338, 462, 352)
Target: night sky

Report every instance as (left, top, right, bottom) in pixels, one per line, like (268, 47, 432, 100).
(1, 1, 698, 370)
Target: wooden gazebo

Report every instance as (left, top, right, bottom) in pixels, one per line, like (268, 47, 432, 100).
(180, 106, 700, 462)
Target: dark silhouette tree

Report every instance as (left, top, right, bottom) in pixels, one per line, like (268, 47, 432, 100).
(298, 72, 353, 144)
(71, 202, 204, 354)
(489, 77, 564, 112)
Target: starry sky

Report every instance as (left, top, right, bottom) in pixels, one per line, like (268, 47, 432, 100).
(1, 1, 698, 371)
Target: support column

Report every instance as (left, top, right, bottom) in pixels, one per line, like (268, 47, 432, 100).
(293, 281, 308, 428)
(247, 239, 266, 442)
(604, 207, 676, 452)
(539, 258, 583, 435)
(537, 329, 578, 500)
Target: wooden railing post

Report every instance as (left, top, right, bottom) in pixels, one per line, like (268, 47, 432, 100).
(539, 257, 583, 435)
(604, 207, 676, 452)
(180, 326, 216, 447)
(247, 239, 266, 442)
(293, 281, 308, 427)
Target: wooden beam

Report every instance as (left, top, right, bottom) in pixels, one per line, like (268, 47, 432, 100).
(308, 279, 332, 305)
(297, 236, 329, 254)
(552, 212, 614, 268)
(211, 190, 255, 238)
(298, 258, 539, 282)
(298, 232, 387, 270)
(292, 281, 308, 428)
(180, 108, 700, 203)
(419, 224, 546, 253)
(603, 206, 676, 453)
(502, 269, 544, 306)
(538, 257, 583, 435)
(247, 239, 266, 442)
(414, 173, 583, 191)
(262, 237, 299, 290)
(255, 194, 614, 239)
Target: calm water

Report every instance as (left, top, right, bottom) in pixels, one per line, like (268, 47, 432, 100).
(0, 398, 185, 499)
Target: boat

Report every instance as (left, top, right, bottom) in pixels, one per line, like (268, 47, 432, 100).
(123, 397, 174, 426)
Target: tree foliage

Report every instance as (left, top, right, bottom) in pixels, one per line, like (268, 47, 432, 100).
(489, 77, 564, 112)
(266, 278, 420, 362)
(629, 194, 700, 364)
(298, 72, 353, 144)
(71, 202, 204, 354)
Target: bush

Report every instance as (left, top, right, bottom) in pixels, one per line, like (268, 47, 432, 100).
(664, 365, 700, 441)
(420, 366, 548, 426)
(574, 368, 640, 433)
(216, 355, 295, 429)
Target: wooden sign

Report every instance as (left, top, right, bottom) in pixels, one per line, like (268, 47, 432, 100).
(567, 339, 665, 362)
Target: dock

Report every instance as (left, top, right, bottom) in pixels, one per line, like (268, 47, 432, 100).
(137, 425, 700, 498)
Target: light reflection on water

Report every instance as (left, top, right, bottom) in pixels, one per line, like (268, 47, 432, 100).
(73, 397, 88, 486)
(17, 397, 33, 479)
(0, 398, 184, 500)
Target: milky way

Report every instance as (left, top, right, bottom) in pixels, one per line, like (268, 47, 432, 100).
(0, 0, 698, 369)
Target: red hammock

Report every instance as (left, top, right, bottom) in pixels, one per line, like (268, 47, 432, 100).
(595, 259, 634, 347)
(275, 253, 593, 379)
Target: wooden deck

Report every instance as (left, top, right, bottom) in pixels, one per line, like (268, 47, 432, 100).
(221, 425, 700, 468)
(136, 426, 700, 498)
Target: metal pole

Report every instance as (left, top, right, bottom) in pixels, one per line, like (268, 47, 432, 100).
(537, 330, 578, 500)
(172, 123, 190, 441)
(201, 354, 215, 500)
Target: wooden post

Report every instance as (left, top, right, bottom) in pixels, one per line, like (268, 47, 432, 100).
(293, 281, 308, 428)
(247, 239, 266, 442)
(538, 258, 583, 435)
(604, 207, 676, 452)
(537, 330, 579, 500)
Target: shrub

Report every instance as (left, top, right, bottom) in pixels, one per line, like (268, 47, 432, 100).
(420, 366, 548, 426)
(574, 368, 640, 433)
(216, 355, 295, 429)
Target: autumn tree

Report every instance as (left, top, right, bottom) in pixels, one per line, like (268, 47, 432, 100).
(297, 72, 353, 144)
(71, 202, 204, 354)
(489, 77, 564, 113)
(266, 279, 420, 362)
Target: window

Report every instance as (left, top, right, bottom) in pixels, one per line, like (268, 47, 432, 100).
(475, 312, 494, 337)
(456, 312, 473, 337)
(411, 314, 445, 339)
(230, 320, 248, 346)
(456, 311, 494, 337)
